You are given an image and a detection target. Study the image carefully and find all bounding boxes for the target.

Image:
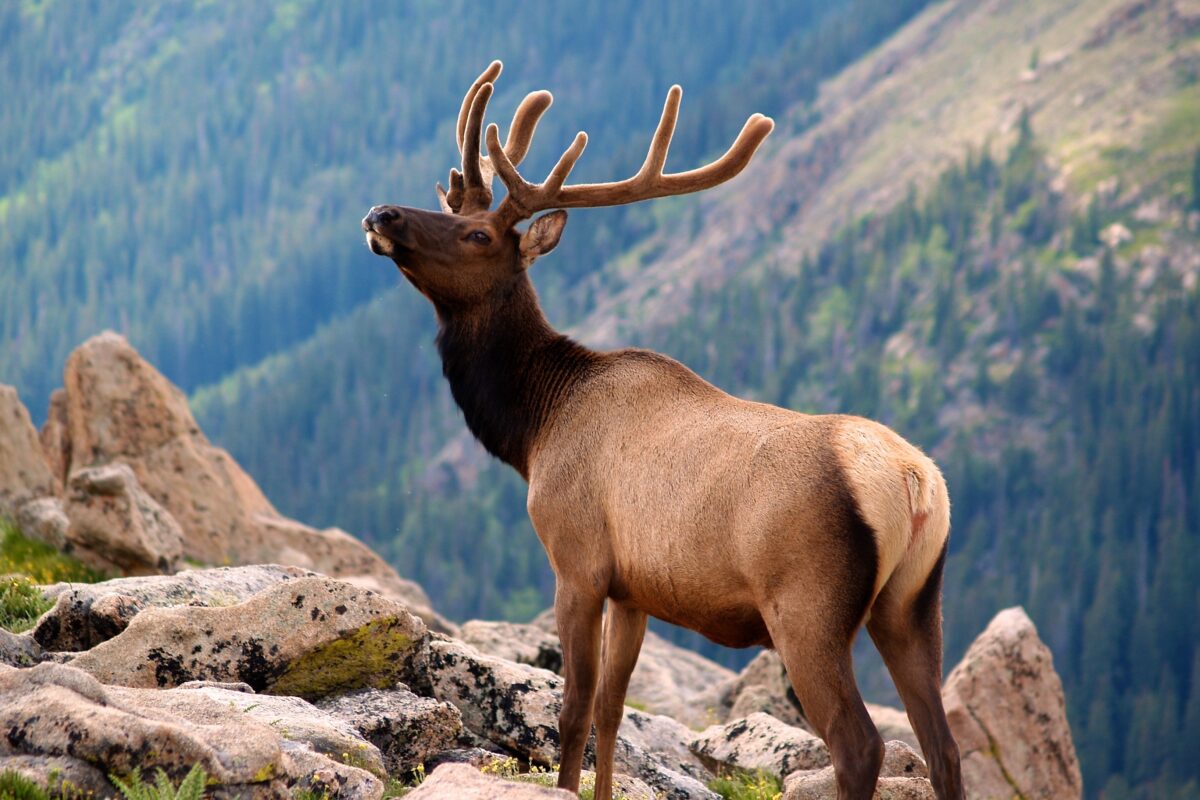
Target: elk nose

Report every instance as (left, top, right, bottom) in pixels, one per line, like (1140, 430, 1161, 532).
(363, 205, 400, 230)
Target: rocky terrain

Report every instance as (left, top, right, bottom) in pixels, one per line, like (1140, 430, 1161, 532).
(1, 335, 1082, 799)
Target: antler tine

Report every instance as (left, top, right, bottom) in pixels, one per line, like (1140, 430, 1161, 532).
(457, 61, 502, 152)
(460, 82, 493, 194)
(503, 90, 553, 167)
(639, 85, 681, 178)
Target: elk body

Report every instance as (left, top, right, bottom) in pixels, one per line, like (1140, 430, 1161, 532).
(363, 62, 964, 800)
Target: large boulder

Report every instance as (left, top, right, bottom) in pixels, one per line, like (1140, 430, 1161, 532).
(0, 385, 59, 520)
(405, 763, 572, 799)
(44, 332, 429, 614)
(943, 607, 1083, 800)
(689, 712, 830, 778)
(0, 661, 382, 799)
(426, 638, 718, 800)
(67, 576, 426, 698)
(63, 462, 184, 575)
(33, 564, 319, 651)
(316, 687, 464, 774)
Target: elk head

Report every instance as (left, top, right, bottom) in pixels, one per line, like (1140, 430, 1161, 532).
(362, 60, 775, 311)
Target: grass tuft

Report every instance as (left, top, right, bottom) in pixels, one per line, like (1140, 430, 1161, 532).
(708, 770, 784, 800)
(0, 518, 106, 585)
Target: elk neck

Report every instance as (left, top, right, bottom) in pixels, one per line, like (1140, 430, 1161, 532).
(433, 273, 601, 479)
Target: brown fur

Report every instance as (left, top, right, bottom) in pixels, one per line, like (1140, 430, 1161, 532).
(362, 63, 963, 800)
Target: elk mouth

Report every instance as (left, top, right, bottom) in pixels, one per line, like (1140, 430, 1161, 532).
(362, 218, 411, 260)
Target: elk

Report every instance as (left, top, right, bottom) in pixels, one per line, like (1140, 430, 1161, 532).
(363, 61, 963, 800)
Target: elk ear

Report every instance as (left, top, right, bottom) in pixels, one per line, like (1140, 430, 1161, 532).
(518, 210, 568, 267)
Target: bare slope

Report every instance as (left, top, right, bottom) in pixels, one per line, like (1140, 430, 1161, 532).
(576, 0, 1200, 348)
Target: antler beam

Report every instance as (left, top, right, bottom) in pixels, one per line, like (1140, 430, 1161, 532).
(489, 84, 774, 224)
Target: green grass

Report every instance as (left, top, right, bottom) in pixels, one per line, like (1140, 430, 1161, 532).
(0, 575, 53, 633)
(708, 770, 784, 800)
(0, 771, 48, 800)
(0, 518, 106, 585)
(109, 765, 206, 800)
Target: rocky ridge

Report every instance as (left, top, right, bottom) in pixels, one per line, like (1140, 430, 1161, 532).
(0, 336, 1082, 798)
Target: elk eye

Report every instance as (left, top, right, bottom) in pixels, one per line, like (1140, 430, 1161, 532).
(467, 230, 491, 245)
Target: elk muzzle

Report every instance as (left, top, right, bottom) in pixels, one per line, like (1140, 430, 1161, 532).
(363, 205, 408, 256)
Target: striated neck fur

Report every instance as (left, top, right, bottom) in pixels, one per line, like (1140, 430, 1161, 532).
(433, 275, 599, 478)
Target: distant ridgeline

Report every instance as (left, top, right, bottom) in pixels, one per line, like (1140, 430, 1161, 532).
(201, 124, 1200, 799)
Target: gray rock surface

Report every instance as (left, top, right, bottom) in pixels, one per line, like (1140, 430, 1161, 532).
(689, 712, 830, 778)
(460, 619, 564, 673)
(426, 638, 717, 799)
(63, 462, 184, 575)
(317, 686, 464, 774)
(0, 661, 382, 799)
(944, 607, 1083, 800)
(0, 627, 42, 667)
(168, 684, 387, 776)
(33, 564, 316, 651)
(14, 496, 69, 550)
(405, 763, 573, 799)
(67, 576, 426, 698)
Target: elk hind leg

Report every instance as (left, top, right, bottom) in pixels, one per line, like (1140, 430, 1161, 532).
(866, 544, 963, 800)
(771, 618, 883, 799)
(554, 585, 604, 792)
(592, 602, 647, 800)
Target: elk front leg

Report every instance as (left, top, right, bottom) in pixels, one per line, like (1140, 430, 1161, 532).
(593, 602, 647, 800)
(554, 584, 604, 793)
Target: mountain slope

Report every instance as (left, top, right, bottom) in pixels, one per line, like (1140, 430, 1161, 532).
(192, 2, 1200, 797)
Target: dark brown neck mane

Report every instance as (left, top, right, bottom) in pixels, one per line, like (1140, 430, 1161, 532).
(434, 274, 600, 478)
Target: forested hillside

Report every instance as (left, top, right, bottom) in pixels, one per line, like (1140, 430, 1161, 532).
(0, 0, 928, 419)
(6, 1, 1200, 798)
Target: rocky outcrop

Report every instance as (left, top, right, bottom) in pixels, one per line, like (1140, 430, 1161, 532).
(68, 576, 426, 697)
(943, 607, 1083, 800)
(0, 661, 382, 799)
(689, 712, 830, 778)
(63, 463, 184, 575)
(42, 332, 426, 612)
(406, 763, 572, 799)
(0, 385, 60, 522)
(316, 687, 464, 774)
(32, 564, 317, 651)
(426, 637, 717, 800)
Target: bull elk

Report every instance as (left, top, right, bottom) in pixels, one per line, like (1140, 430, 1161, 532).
(363, 61, 963, 800)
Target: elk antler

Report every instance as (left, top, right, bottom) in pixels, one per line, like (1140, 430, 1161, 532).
(438, 61, 553, 215)
(486, 84, 775, 228)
